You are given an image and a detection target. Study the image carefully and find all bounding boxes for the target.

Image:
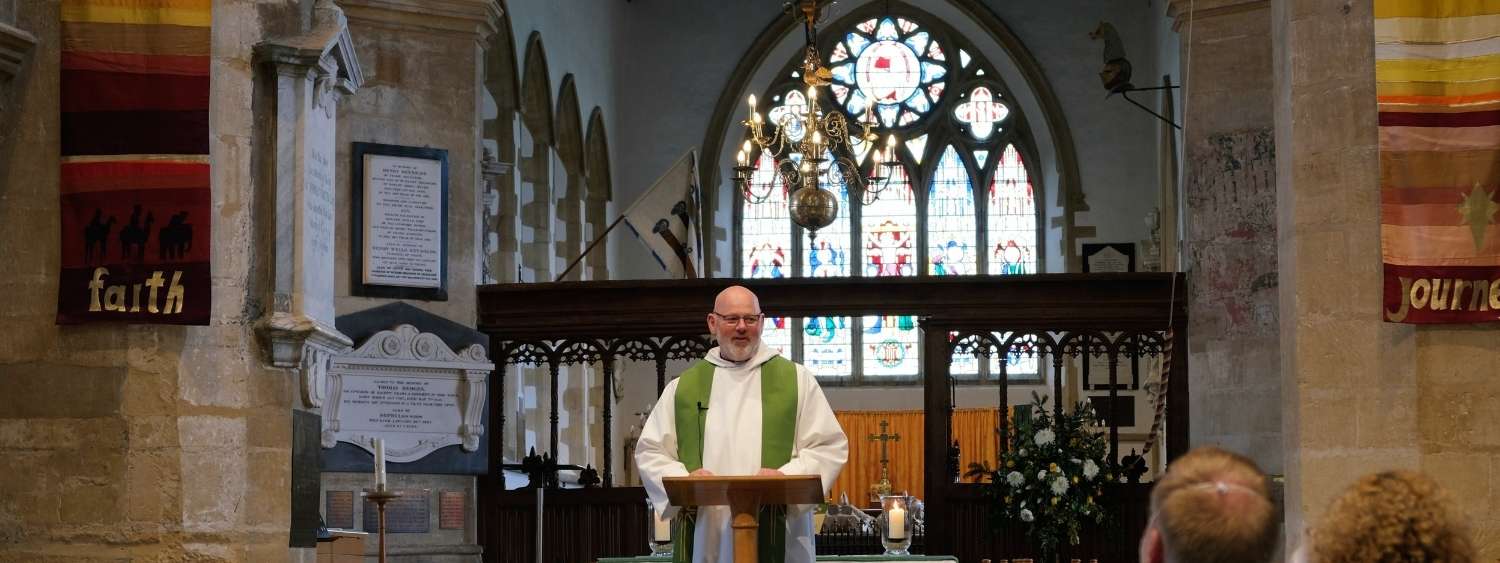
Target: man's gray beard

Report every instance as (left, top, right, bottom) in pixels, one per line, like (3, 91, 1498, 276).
(721, 341, 758, 363)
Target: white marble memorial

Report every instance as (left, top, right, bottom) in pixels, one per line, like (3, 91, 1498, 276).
(323, 324, 493, 462)
(252, 0, 364, 406)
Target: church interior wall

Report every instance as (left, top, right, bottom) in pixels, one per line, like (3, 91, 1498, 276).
(0, 0, 306, 560)
(1273, 0, 1500, 557)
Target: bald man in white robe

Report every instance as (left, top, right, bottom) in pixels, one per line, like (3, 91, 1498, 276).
(635, 286, 848, 563)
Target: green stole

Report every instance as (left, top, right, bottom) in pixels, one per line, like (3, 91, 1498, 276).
(671, 355, 798, 563)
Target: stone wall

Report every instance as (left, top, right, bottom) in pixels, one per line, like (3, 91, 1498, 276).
(0, 1, 306, 560)
(1274, 0, 1500, 557)
(1170, 0, 1284, 474)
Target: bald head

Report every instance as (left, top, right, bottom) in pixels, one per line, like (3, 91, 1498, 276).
(708, 286, 764, 361)
(714, 286, 761, 313)
(1141, 447, 1279, 563)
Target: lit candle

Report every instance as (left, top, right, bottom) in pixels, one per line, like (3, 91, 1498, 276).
(886, 134, 898, 161)
(653, 511, 672, 542)
(807, 86, 817, 101)
(753, 111, 762, 124)
(374, 438, 387, 489)
(811, 131, 822, 150)
(887, 505, 907, 539)
(742, 140, 753, 154)
(737, 150, 747, 167)
(748, 94, 757, 109)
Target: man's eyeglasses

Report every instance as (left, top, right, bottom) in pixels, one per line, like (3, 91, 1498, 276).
(711, 312, 763, 326)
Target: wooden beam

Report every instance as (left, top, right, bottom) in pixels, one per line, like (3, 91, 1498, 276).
(478, 274, 1187, 340)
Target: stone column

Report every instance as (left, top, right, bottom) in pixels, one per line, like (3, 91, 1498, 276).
(1272, 0, 1426, 548)
(0, 0, 36, 132)
(254, 0, 364, 405)
(1167, 0, 1283, 472)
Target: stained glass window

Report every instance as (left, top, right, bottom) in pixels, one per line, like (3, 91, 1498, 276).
(734, 7, 1043, 384)
(741, 152, 790, 280)
(987, 145, 1036, 275)
(804, 316, 852, 376)
(989, 331, 1041, 379)
(803, 151, 851, 278)
(954, 86, 1009, 140)
(861, 165, 915, 277)
(829, 17, 948, 127)
(928, 146, 976, 276)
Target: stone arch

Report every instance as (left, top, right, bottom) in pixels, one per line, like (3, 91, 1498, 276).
(583, 108, 611, 280)
(700, 0, 1084, 274)
(552, 75, 586, 281)
(519, 32, 553, 145)
(481, 6, 519, 285)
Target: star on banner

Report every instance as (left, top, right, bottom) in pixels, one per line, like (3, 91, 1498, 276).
(1457, 184, 1499, 252)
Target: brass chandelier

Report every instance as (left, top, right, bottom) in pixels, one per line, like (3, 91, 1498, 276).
(731, 0, 901, 241)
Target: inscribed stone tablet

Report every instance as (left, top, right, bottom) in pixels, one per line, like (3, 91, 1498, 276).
(439, 490, 464, 530)
(326, 490, 354, 529)
(363, 489, 430, 533)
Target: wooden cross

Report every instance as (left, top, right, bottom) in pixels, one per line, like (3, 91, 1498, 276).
(867, 419, 901, 482)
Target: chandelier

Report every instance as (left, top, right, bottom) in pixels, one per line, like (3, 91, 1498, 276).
(731, 0, 901, 241)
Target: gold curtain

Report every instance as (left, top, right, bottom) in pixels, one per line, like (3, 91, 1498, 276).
(828, 408, 1006, 507)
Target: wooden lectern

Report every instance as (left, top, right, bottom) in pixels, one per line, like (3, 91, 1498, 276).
(663, 475, 823, 563)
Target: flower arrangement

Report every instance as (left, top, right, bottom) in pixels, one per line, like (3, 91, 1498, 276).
(969, 393, 1112, 560)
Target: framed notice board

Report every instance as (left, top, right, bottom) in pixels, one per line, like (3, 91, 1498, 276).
(351, 142, 449, 301)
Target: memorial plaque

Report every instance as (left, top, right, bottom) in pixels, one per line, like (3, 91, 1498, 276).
(363, 489, 430, 533)
(351, 142, 449, 301)
(326, 490, 355, 529)
(1082, 243, 1135, 273)
(321, 324, 492, 464)
(439, 490, 465, 530)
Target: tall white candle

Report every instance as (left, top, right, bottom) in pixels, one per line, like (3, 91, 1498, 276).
(652, 511, 672, 542)
(887, 506, 907, 539)
(374, 438, 386, 488)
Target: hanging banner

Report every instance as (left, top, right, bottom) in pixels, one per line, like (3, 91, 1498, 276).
(1378, 0, 1500, 323)
(57, 0, 212, 325)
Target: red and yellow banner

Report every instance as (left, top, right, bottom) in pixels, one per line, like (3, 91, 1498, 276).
(57, 0, 211, 324)
(1379, 0, 1500, 323)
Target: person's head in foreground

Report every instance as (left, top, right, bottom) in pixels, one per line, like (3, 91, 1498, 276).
(1139, 446, 1279, 563)
(706, 285, 764, 362)
(1311, 470, 1473, 563)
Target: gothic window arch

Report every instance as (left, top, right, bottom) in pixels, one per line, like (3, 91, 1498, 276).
(734, 4, 1043, 383)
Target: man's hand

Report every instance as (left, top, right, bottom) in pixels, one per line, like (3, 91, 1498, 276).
(756, 468, 784, 476)
(690, 469, 715, 477)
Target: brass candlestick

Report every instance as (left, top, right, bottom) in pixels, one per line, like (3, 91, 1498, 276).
(364, 486, 403, 563)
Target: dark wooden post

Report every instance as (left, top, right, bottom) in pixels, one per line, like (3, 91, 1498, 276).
(922, 320, 954, 556)
(602, 355, 614, 487)
(549, 358, 560, 456)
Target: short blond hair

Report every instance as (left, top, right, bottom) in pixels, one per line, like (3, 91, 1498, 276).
(1312, 470, 1474, 563)
(1150, 447, 1279, 563)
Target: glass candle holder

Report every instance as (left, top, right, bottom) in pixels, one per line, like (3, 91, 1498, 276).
(647, 502, 673, 557)
(879, 494, 914, 555)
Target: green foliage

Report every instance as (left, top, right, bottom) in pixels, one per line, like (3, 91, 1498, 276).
(974, 393, 1113, 560)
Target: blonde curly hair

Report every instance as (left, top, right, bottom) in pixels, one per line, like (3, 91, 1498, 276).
(1312, 470, 1475, 563)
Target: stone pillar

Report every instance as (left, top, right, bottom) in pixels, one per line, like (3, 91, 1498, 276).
(1273, 0, 1445, 549)
(1168, 0, 1283, 472)
(0, 0, 35, 133)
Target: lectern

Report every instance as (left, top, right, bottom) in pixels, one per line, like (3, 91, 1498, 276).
(663, 475, 824, 563)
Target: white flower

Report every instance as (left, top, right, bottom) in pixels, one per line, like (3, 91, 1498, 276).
(1006, 471, 1025, 486)
(1019, 448, 1027, 457)
(1034, 429, 1055, 446)
(1082, 459, 1100, 480)
(1051, 476, 1069, 495)
(1020, 508, 1035, 522)
(1037, 470, 1047, 481)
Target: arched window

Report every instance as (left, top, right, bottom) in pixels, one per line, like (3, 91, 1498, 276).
(733, 8, 1042, 383)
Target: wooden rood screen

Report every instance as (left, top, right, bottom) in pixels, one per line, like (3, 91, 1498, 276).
(476, 274, 1188, 563)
